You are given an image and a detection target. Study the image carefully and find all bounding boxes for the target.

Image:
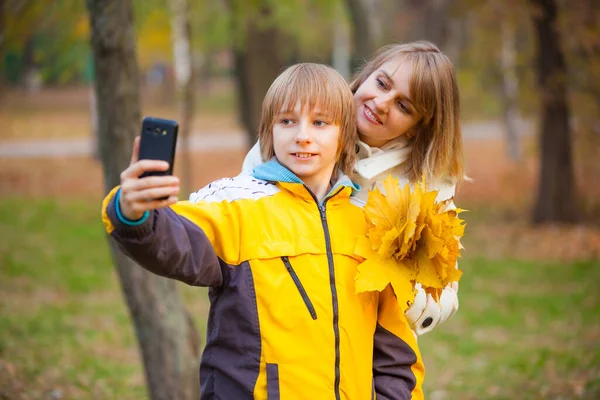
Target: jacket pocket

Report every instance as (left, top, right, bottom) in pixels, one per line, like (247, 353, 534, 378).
(266, 363, 280, 400)
(281, 256, 317, 320)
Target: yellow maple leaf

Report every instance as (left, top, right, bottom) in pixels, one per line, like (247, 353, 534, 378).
(364, 185, 397, 230)
(420, 225, 445, 258)
(378, 227, 401, 259)
(355, 237, 416, 312)
(355, 174, 466, 311)
(413, 247, 446, 289)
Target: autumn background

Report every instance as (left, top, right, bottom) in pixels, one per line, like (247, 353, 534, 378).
(0, 0, 599, 399)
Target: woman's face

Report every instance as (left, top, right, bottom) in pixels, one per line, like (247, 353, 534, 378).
(353, 58, 421, 148)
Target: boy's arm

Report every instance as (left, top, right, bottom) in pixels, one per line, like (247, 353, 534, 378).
(374, 285, 425, 400)
(102, 187, 223, 287)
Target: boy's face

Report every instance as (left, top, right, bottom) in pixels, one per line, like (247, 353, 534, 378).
(273, 101, 341, 188)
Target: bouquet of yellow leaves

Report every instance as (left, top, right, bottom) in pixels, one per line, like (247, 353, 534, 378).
(354, 175, 465, 312)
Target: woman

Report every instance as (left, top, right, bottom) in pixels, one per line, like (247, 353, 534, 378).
(242, 41, 466, 336)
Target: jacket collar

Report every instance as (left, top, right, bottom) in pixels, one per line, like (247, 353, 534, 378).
(355, 136, 412, 180)
(252, 158, 360, 202)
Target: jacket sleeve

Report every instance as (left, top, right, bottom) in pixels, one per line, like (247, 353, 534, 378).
(101, 186, 224, 287)
(374, 285, 425, 400)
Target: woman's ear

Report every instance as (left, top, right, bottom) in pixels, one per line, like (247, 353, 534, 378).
(406, 128, 417, 140)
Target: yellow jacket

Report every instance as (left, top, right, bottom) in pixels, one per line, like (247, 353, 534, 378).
(102, 160, 424, 399)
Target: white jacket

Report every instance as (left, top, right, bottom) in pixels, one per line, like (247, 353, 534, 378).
(241, 139, 459, 335)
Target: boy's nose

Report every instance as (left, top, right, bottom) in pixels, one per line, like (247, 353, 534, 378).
(294, 121, 312, 143)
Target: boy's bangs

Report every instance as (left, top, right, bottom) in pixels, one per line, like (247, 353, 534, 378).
(271, 69, 345, 123)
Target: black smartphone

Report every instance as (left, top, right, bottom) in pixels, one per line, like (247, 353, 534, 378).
(138, 117, 178, 178)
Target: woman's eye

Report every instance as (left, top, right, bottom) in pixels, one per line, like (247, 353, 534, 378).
(397, 101, 412, 115)
(314, 120, 328, 127)
(280, 118, 293, 125)
(376, 77, 388, 90)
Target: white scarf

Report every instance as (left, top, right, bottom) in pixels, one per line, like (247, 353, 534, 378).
(354, 136, 412, 180)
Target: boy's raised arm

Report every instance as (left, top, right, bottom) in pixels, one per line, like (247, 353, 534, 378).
(102, 187, 223, 287)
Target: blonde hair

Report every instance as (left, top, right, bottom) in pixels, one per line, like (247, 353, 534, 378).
(259, 63, 357, 176)
(350, 41, 465, 183)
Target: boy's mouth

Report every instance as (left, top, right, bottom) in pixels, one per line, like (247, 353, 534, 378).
(292, 152, 316, 159)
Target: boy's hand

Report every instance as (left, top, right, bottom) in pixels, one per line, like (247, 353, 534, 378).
(119, 136, 180, 221)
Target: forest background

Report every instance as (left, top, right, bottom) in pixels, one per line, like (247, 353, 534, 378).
(0, 0, 599, 399)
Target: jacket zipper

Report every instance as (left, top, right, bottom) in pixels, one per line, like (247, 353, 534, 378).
(306, 186, 343, 400)
(281, 256, 318, 320)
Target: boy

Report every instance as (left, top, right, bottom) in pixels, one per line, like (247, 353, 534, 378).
(102, 63, 423, 399)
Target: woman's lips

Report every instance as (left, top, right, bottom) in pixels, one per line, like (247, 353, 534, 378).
(363, 105, 382, 125)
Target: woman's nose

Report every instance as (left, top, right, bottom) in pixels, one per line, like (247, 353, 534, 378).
(373, 94, 391, 113)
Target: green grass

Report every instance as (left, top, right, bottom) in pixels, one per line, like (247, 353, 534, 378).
(421, 257, 600, 399)
(1, 198, 599, 399)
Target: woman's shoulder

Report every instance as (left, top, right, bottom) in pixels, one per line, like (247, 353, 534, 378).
(369, 168, 456, 202)
(427, 176, 456, 203)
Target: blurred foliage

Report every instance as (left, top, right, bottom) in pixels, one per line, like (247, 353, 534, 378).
(452, 0, 537, 119)
(0, 0, 346, 81)
(0, 0, 599, 143)
(1, 0, 91, 84)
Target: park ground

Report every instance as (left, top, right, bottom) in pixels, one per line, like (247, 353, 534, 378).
(0, 87, 599, 399)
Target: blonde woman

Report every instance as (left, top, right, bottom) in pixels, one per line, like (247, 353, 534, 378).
(242, 41, 466, 337)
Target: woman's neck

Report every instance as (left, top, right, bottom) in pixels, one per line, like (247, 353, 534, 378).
(358, 133, 389, 149)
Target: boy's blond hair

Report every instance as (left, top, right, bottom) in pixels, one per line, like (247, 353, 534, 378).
(350, 41, 465, 183)
(259, 63, 357, 177)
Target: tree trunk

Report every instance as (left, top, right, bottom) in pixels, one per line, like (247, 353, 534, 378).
(500, 21, 521, 161)
(404, 0, 452, 49)
(332, 4, 351, 81)
(529, 0, 577, 224)
(169, 0, 194, 195)
(86, 1, 201, 399)
(345, 0, 379, 70)
(231, 5, 290, 146)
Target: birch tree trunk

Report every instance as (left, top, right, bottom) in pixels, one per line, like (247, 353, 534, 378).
(332, 4, 351, 81)
(500, 21, 521, 161)
(169, 0, 194, 195)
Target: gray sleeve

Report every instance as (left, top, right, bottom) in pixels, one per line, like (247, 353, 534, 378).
(105, 193, 223, 287)
(373, 323, 418, 400)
